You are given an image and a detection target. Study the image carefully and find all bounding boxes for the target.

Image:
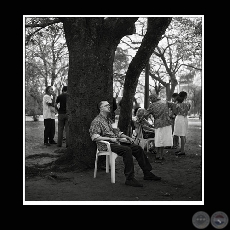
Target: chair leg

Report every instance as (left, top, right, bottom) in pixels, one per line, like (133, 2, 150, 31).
(110, 153, 115, 183)
(94, 154, 98, 178)
(106, 155, 109, 173)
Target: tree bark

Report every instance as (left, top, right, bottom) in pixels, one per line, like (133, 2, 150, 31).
(58, 17, 138, 169)
(118, 17, 172, 135)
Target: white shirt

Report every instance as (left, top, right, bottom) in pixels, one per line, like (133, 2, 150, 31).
(43, 94, 55, 119)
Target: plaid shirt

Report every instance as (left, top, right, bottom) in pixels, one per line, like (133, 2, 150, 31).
(147, 100, 174, 129)
(89, 114, 123, 151)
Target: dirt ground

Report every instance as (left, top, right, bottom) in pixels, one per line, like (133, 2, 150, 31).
(24, 117, 202, 204)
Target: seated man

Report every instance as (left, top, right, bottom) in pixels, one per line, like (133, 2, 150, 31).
(89, 100, 161, 187)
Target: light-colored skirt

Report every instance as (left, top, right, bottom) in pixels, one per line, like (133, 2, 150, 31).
(155, 125, 173, 147)
(173, 115, 188, 137)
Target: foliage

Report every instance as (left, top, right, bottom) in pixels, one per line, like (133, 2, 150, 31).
(113, 47, 129, 97)
(25, 20, 68, 93)
(25, 17, 202, 104)
(25, 62, 43, 119)
(179, 70, 196, 85)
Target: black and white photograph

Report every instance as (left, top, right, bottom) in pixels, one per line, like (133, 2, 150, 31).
(23, 15, 203, 205)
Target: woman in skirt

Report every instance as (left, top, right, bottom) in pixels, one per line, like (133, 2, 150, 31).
(173, 91, 191, 156)
(145, 93, 174, 163)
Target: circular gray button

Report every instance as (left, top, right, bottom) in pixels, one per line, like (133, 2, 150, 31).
(192, 211, 210, 229)
(211, 211, 228, 229)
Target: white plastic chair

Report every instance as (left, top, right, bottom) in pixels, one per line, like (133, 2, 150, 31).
(94, 140, 118, 183)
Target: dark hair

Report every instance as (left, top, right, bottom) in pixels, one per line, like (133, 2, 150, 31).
(179, 91, 187, 99)
(172, 93, 179, 98)
(176, 96, 184, 103)
(97, 101, 104, 111)
(62, 86, 67, 92)
(134, 106, 141, 116)
(45, 86, 51, 94)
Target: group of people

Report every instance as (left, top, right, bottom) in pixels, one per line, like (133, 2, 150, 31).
(89, 91, 190, 187)
(42, 86, 69, 148)
(137, 91, 190, 162)
(42, 86, 190, 188)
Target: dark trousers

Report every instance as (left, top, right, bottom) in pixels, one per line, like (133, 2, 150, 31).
(110, 143, 152, 180)
(44, 118, 55, 143)
(57, 114, 69, 147)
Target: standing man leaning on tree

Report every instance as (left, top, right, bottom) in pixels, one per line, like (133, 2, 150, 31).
(43, 86, 57, 146)
(55, 86, 69, 148)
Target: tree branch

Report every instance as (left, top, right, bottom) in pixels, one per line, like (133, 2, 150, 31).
(178, 63, 202, 71)
(25, 18, 61, 28)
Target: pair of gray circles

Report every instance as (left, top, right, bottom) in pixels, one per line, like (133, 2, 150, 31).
(192, 211, 228, 229)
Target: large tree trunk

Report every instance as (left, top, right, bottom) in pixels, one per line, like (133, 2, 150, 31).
(118, 18, 172, 135)
(56, 18, 137, 170)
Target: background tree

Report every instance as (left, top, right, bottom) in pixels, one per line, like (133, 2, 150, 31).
(25, 20, 69, 120)
(118, 18, 172, 135)
(149, 17, 202, 101)
(25, 61, 43, 121)
(26, 20, 68, 91)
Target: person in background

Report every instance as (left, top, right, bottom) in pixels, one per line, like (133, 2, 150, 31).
(55, 86, 69, 148)
(131, 106, 141, 136)
(170, 93, 179, 149)
(43, 86, 57, 146)
(144, 93, 174, 163)
(173, 91, 191, 156)
(134, 108, 156, 154)
(134, 108, 155, 139)
(89, 100, 161, 187)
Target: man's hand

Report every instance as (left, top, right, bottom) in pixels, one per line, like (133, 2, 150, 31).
(126, 136, 134, 144)
(110, 138, 119, 143)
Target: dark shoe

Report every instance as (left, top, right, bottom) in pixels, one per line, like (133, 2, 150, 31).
(49, 141, 57, 144)
(175, 151, 185, 156)
(164, 146, 171, 149)
(44, 143, 51, 146)
(144, 172, 161, 180)
(57, 145, 62, 147)
(125, 178, 143, 187)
